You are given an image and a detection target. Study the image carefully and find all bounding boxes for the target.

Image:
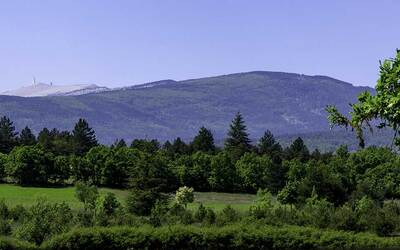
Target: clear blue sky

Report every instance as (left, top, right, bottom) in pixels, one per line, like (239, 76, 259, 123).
(0, 0, 399, 91)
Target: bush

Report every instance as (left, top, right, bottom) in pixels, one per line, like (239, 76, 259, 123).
(9, 205, 28, 221)
(126, 189, 168, 216)
(41, 224, 400, 250)
(0, 219, 11, 236)
(217, 205, 239, 225)
(194, 203, 207, 222)
(0, 200, 8, 220)
(14, 198, 73, 245)
(204, 208, 216, 225)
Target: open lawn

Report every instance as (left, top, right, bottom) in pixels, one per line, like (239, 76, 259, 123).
(0, 184, 129, 208)
(0, 184, 256, 211)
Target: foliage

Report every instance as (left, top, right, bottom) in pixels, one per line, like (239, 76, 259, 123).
(190, 126, 216, 153)
(174, 186, 194, 208)
(75, 182, 99, 211)
(41, 224, 400, 250)
(0, 116, 18, 154)
(126, 189, 167, 216)
(15, 198, 73, 245)
(72, 119, 98, 156)
(326, 50, 400, 149)
(225, 112, 251, 160)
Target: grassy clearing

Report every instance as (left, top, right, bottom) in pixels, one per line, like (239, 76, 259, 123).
(0, 184, 129, 208)
(189, 192, 256, 212)
(0, 184, 256, 211)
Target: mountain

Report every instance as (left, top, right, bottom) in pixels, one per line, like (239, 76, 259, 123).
(2, 82, 109, 97)
(0, 71, 383, 148)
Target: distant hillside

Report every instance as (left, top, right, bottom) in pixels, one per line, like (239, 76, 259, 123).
(2, 83, 109, 97)
(0, 71, 382, 147)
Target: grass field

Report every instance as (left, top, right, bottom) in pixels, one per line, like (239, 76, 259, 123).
(0, 184, 256, 211)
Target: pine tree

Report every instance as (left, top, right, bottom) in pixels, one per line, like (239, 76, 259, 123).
(171, 137, 189, 155)
(19, 126, 37, 146)
(191, 126, 215, 153)
(258, 130, 282, 155)
(72, 119, 98, 156)
(0, 116, 18, 153)
(37, 128, 52, 151)
(285, 137, 309, 162)
(224, 112, 251, 158)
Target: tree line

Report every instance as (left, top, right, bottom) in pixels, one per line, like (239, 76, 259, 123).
(0, 113, 321, 191)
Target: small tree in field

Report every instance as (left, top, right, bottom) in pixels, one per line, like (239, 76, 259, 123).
(175, 186, 194, 208)
(75, 182, 99, 211)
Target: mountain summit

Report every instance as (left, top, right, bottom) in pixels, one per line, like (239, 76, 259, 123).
(2, 82, 109, 97)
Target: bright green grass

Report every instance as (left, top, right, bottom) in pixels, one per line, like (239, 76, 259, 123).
(0, 184, 256, 211)
(0, 184, 129, 208)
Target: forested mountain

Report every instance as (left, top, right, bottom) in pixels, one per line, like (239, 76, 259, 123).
(0, 71, 379, 146)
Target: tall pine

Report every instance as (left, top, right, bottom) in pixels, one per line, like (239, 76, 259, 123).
(19, 126, 37, 146)
(72, 119, 98, 156)
(285, 137, 309, 162)
(225, 112, 251, 159)
(191, 126, 215, 153)
(0, 116, 18, 153)
(258, 130, 282, 156)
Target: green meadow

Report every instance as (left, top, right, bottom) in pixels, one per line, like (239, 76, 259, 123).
(0, 184, 255, 211)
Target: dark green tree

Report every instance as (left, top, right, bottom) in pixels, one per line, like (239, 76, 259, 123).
(225, 112, 251, 159)
(0, 116, 18, 154)
(19, 126, 37, 146)
(131, 139, 160, 154)
(72, 119, 98, 156)
(6, 146, 53, 185)
(191, 127, 216, 153)
(208, 152, 236, 192)
(171, 137, 189, 155)
(258, 130, 282, 156)
(285, 137, 309, 162)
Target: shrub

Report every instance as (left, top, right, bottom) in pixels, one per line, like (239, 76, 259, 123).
(0, 200, 8, 220)
(14, 198, 73, 245)
(174, 186, 194, 208)
(126, 189, 168, 216)
(0, 219, 11, 236)
(41, 224, 400, 250)
(204, 208, 216, 225)
(194, 203, 207, 222)
(9, 205, 28, 221)
(217, 205, 239, 226)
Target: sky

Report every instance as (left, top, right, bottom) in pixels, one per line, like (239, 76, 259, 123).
(0, 0, 399, 91)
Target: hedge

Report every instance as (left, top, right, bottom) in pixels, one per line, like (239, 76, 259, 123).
(40, 224, 400, 250)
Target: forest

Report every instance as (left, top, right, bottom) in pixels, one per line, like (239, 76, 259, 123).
(0, 50, 399, 249)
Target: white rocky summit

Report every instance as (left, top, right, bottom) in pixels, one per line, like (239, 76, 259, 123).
(2, 82, 109, 97)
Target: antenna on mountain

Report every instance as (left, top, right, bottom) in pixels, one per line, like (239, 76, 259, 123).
(32, 76, 37, 86)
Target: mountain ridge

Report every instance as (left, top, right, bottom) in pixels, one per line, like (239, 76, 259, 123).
(0, 71, 380, 149)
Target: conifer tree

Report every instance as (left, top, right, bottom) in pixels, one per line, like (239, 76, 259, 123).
(0, 116, 18, 153)
(191, 126, 215, 153)
(224, 112, 251, 158)
(285, 137, 309, 162)
(72, 119, 98, 156)
(19, 126, 37, 146)
(171, 137, 189, 155)
(258, 130, 282, 155)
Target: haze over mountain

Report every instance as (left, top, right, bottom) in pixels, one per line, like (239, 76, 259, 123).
(0, 71, 384, 149)
(2, 82, 109, 97)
